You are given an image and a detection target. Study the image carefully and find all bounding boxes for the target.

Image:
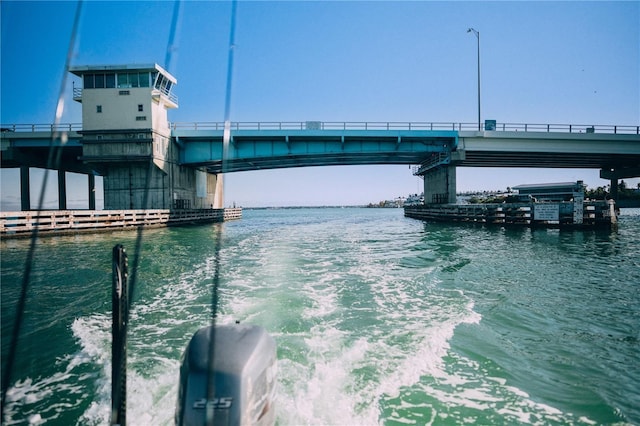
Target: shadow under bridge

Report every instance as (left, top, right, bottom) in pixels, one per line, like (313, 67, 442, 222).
(174, 129, 458, 173)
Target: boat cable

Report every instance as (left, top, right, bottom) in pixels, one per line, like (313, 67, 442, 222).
(0, 1, 84, 418)
(206, 1, 238, 423)
(109, 2, 184, 424)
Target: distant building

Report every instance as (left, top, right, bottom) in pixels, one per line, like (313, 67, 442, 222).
(512, 181, 585, 202)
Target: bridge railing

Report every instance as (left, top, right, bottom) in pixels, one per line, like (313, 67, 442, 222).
(169, 121, 640, 134)
(493, 123, 640, 134)
(2, 122, 639, 134)
(0, 123, 82, 133)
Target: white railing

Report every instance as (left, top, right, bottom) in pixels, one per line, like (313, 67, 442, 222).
(0, 208, 242, 237)
(2, 121, 639, 134)
(1, 123, 83, 132)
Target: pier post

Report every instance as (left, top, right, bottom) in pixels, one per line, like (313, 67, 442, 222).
(58, 170, 67, 210)
(20, 166, 30, 211)
(88, 174, 96, 210)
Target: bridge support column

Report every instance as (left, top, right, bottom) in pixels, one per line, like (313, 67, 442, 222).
(20, 166, 30, 211)
(213, 174, 224, 209)
(58, 170, 67, 210)
(423, 165, 457, 204)
(599, 167, 640, 201)
(610, 178, 619, 201)
(100, 162, 220, 210)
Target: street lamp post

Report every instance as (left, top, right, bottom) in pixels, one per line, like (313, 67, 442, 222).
(467, 28, 481, 131)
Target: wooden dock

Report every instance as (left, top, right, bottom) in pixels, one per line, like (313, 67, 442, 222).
(404, 200, 616, 228)
(0, 208, 242, 238)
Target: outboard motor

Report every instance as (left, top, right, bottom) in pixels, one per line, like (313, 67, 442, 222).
(175, 323, 277, 426)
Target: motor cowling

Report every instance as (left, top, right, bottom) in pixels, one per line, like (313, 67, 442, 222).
(175, 323, 277, 426)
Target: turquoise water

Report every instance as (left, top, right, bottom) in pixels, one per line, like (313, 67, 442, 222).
(2, 208, 639, 425)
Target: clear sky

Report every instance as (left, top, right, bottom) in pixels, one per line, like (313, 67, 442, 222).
(1, 0, 639, 208)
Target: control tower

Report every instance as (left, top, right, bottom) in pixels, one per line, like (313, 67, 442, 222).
(70, 64, 220, 210)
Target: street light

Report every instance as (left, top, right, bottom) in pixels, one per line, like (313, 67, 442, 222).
(467, 28, 481, 131)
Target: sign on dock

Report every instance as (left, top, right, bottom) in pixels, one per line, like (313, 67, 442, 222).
(533, 204, 559, 221)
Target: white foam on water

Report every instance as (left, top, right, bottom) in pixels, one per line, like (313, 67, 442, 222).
(2, 313, 112, 425)
(301, 277, 341, 320)
(126, 366, 180, 425)
(72, 310, 185, 425)
(402, 348, 598, 425)
(369, 295, 482, 401)
(272, 295, 484, 425)
(72, 314, 112, 425)
(276, 331, 379, 425)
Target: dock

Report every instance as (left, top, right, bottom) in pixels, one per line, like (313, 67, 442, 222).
(404, 200, 616, 228)
(0, 208, 242, 238)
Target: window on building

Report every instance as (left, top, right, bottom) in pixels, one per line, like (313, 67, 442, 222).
(139, 72, 150, 87)
(105, 73, 116, 88)
(84, 74, 94, 89)
(84, 72, 116, 89)
(128, 73, 139, 88)
(117, 73, 128, 88)
(94, 74, 105, 88)
(154, 74, 172, 94)
(138, 104, 144, 112)
(96, 105, 102, 113)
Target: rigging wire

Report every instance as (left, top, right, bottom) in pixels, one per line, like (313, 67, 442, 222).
(110, 1, 183, 424)
(206, 0, 238, 423)
(0, 0, 84, 418)
(165, 0, 182, 74)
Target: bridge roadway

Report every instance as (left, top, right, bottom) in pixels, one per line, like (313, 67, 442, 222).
(2, 121, 640, 177)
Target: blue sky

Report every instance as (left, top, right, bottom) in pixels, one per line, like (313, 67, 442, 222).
(1, 1, 639, 208)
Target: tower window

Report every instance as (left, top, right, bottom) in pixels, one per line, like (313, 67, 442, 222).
(138, 104, 144, 112)
(84, 72, 115, 89)
(105, 74, 116, 88)
(96, 105, 102, 113)
(94, 74, 105, 88)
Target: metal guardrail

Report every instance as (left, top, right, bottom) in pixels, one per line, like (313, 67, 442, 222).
(2, 122, 639, 134)
(0, 123, 83, 132)
(168, 121, 640, 134)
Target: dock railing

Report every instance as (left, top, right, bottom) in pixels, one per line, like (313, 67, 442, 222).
(404, 200, 614, 227)
(0, 208, 242, 238)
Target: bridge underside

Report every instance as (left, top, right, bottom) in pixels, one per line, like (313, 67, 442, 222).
(188, 152, 437, 173)
(177, 130, 458, 173)
(459, 150, 637, 169)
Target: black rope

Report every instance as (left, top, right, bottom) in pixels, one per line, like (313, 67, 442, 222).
(165, 0, 182, 74)
(205, 1, 238, 424)
(108, 1, 183, 421)
(0, 1, 83, 418)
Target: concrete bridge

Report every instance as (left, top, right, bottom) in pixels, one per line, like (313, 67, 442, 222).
(2, 120, 639, 208)
(1, 64, 639, 210)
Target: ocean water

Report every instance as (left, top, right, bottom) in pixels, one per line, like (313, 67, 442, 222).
(1, 207, 639, 425)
